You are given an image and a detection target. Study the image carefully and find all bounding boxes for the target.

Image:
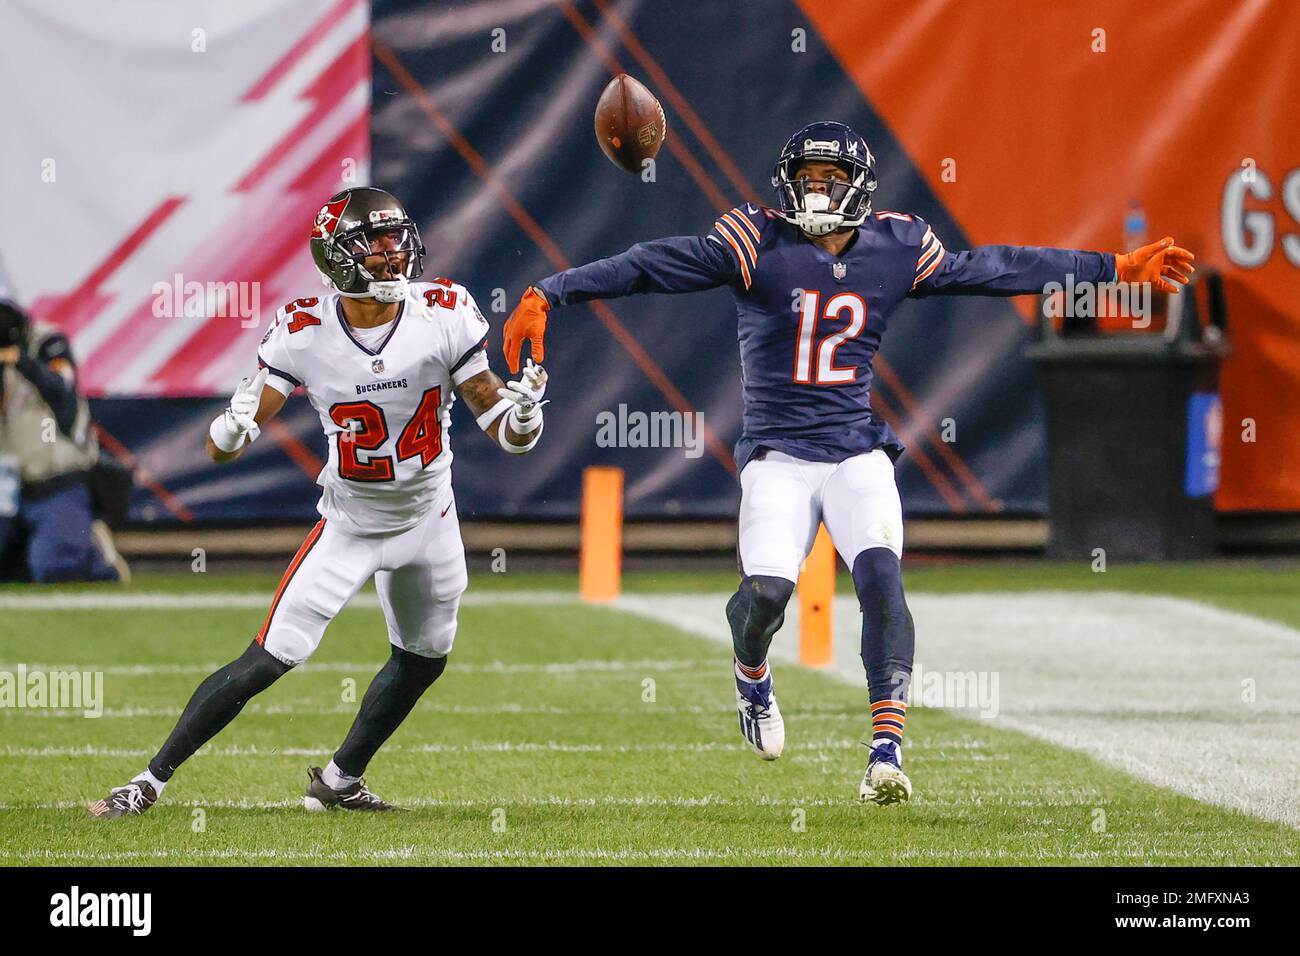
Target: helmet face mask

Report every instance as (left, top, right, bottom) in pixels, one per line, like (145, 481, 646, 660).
(310, 188, 425, 303)
(771, 122, 878, 237)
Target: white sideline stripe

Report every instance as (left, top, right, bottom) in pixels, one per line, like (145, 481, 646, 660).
(7, 697, 964, 720)
(614, 591, 1300, 830)
(0, 658, 703, 676)
(0, 590, 581, 610)
(0, 739, 862, 759)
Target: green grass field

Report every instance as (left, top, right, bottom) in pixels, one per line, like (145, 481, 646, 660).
(1, 561, 1298, 866)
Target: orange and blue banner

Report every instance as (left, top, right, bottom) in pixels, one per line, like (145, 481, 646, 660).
(3, 0, 1293, 521)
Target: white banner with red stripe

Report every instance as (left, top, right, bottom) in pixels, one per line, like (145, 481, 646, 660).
(0, 0, 370, 396)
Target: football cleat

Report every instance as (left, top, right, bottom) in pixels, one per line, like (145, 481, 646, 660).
(735, 671, 785, 760)
(88, 779, 158, 819)
(859, 739, 912, 806)
(303, 766, 404, 812)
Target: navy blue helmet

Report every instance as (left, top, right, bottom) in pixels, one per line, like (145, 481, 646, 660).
(771, 121, 878, 235)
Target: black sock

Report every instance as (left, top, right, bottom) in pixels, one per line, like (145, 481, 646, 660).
(333, 646, 446, 777)
(149, 640, 293, 781)
(725, 575, 795, 669)
(852, 548, 915, 744)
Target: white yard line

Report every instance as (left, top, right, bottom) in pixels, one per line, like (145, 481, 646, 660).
(4, 702, 852, 719)
(0, 590, 581, 611)
(0, 738, 862, 759)
(615, 591, 1300, 830)
(0, 658, 706, 676)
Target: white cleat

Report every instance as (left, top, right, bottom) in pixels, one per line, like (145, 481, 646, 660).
(859, 739, 912, 805)
(735, 671, 785, 760)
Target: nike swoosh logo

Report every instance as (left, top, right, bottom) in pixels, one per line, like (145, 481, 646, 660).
(440, 502, 453, 517)
(746, 204, 758, 214)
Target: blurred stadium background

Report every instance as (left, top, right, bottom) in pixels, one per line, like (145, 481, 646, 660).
(1, 0, 1298, 866)
(1, 0, 1296, 565)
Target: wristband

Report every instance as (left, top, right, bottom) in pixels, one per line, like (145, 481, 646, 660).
(506, 402, 544, 435)
(209, 413, 257, 453)
(499, 409, 543, 454)
(476, 397, 514, 432)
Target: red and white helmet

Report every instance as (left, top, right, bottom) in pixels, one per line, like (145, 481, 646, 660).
(309, 187, 426, 303)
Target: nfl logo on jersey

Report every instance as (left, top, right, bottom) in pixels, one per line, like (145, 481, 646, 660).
(371, 358, 385, 375)
(832, 261, 847, 279)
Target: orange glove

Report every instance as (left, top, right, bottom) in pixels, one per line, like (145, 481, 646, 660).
(503, 287, 549, 374)
(1115, 236, 1196, 294)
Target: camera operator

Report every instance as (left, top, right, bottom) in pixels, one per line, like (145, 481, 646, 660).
(0, 299, 129, 582)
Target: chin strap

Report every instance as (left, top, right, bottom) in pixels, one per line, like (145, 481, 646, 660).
(334, 274, 409, 304)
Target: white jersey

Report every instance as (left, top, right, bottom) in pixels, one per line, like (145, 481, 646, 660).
(257, 280, 491, 536)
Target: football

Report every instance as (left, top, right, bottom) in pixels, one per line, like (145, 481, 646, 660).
(594, 73, 666, 173)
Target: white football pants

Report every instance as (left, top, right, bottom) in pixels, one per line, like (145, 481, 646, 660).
(738, 448, 904, 583)
(256, 496, 468, 665)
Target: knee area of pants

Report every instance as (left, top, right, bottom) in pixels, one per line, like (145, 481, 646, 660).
(731, 575, 794, 618)
(424, 625, 456, 657)
(258, 626, 315, 668)
(438, 568, 468, 603)
(392, 598, 458, 658)
(851, 548, 903, 593)
(31, 554, 91, 583)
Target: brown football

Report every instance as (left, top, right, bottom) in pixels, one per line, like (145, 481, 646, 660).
(594, 73, 666, 174)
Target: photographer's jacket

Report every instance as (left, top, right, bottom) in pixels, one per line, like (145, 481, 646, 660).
(0, 320, 97, 491)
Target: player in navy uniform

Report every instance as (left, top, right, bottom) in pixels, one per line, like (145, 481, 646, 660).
(503, 122, 1194, 804)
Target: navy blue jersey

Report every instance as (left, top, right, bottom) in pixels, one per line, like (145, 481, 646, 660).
(535, 206, 1116, 469)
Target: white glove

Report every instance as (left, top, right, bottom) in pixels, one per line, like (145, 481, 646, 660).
(209, 367, 268, 453)
(497, 359, 548, 433)
(494, 360, 547, 452)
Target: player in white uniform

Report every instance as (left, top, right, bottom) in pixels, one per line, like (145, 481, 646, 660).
(91, 187, 548, 817)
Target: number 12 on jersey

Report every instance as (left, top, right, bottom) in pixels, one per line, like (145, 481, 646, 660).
(794, 290, 866, 385)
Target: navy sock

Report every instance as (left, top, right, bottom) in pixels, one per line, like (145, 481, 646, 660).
(852, 548, 915, 744)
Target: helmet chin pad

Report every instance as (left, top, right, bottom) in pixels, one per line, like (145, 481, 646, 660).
(335, 274, 409, 303)
(793, 213, 844, 237)
(792, 192, 844, 236)
(367, 277, 409, 303)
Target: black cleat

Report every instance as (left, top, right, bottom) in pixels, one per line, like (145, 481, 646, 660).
(303, 766, 404, 812)
(89, 780, 158, 819)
